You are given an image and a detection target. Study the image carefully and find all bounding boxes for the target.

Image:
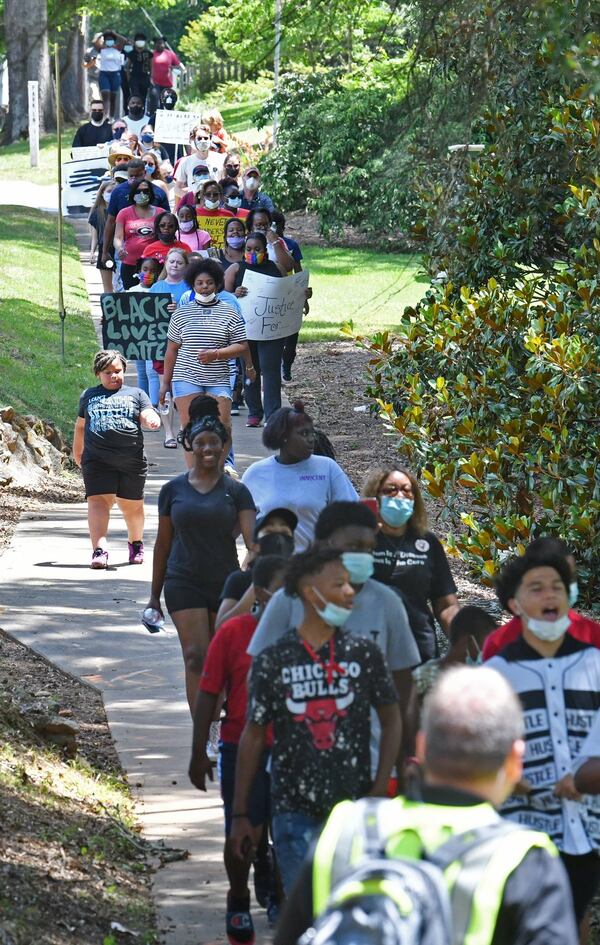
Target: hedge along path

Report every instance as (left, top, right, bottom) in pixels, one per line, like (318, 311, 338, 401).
(0, 194, 274, 944)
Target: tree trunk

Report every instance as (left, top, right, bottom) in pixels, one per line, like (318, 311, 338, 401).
(60, 17, 87, 123)
(3, 0, 55, 142)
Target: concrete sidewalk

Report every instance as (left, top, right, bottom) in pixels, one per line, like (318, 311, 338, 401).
(0, 218, 274, 944)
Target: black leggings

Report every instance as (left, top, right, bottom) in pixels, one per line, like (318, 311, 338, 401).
(560, 850, 600, 924)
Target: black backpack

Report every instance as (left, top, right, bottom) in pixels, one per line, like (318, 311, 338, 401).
(298, 797, 522, 945)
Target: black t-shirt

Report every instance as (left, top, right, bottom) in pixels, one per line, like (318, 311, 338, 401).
(126, 49, 152, 79)
(158, 473, 255, 587)
(372, 530, 456, 661)
(220, 568, 253, 602)
(78, 384, 152, 468)
(247, 629, 398, 820)
(233, 259, 282, 289)
(72, 121, 113, 149)
(274, 784, 578, 945)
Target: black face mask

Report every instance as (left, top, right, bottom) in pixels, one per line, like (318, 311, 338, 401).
(225, 165, 239, 177)
(129, 105, 144, 118)
(257, 532, 294, 559)
(91, 111, 104, 121)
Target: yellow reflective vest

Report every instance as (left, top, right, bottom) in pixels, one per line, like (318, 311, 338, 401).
(312, 796, 557, 945)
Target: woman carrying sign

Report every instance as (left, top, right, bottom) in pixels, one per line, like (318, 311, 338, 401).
(224, 231, 288, 428)
(72, 349, 161, 569)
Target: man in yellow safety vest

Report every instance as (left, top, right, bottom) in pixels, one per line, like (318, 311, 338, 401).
(274, 666, 578, 945)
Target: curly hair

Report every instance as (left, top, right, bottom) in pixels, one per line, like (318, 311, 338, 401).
(361, 466, 428, 536)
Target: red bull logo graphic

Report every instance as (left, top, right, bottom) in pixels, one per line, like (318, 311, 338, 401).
(285, 692, 354, 750)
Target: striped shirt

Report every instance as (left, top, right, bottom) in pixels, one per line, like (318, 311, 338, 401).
(168, 299, 246, 385)
(488, 634, 600, 853)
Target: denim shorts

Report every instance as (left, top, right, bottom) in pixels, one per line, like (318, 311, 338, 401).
(171, 379, 232, 400)
(271, 811, 322, 893)
(99, 70, 121, 93)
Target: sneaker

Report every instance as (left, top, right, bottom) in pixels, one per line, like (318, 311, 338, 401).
(91, 547, 108, 569)
(282, 365, 292, 382)
(226, 893, 254, 945)
(128, 540, 144, 565)
(246, 416, 262, 428)
(230, 404, 240, 416)
(206, 721, 221, 764)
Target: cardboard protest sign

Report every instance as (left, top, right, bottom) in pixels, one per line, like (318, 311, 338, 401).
(154, 109, 203, 144)
(196, 211, 230, 249)
(62, 156, 109, 214)
(71, 145, 109, 160)
(101, 293, 172, 360)
(239, 270, 310, 341)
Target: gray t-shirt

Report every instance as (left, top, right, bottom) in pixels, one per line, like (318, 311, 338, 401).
(248, 578, 419, 775)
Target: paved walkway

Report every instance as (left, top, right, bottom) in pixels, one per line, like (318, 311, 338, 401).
(0, 214, 273, 944)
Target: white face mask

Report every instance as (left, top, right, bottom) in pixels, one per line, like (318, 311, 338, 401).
(523, 611, 571, 642)
(204, 198, 220, 210)
(244, 177, 259, 191)
(195, 138, 210, 151)
(196, 291, 216, 304)
(135, 40, 146, 48)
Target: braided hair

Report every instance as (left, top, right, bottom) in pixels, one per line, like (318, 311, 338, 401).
(178, 395, 228, 451)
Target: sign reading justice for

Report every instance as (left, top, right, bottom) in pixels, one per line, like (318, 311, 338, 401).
(239, 270, 310, 341)
(100, 293, 172, 360)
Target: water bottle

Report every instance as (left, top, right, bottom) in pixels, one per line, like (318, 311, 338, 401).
(141, 607, 165, 634)
(105, 258, 114, 270)
(161, 392, 171, 415)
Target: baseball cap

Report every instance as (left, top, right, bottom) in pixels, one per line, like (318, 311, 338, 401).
(253, 507, 298, 541)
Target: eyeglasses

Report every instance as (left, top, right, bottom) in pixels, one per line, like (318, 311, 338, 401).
(380, 483, 414, 498)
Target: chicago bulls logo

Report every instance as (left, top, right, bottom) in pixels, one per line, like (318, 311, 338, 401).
(285, 692, 354, 750)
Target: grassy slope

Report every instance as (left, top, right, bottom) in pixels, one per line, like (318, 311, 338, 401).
(0, 207, 97, 436)
(300, 247, 428, 342)
(0, 128, 74, 181)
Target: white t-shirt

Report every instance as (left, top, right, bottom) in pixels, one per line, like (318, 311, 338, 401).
(174, 151, 225, 190)
(124, 114, 152, 136)
(241, 454, 358, 551)
(98, 47, 124, 72)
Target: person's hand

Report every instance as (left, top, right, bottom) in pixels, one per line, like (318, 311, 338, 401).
(101, 249, 111, 265)
(159, 382, 170, 406)
(265, 228, 278, 244)
(198, 348, 219, 364)
(513, 777, 533, 795)
(554, 774, 582, 801)
(145, 594, 163, 618)
(230, 816, 255, 860)
(245, 365, 256, 380)
(188, 752, 214, 791)
(115, 245, 126, 260)
(167, 302, 177, 314)
(368, 777, 390, 798)
(72, 452, 82, 468)
(240, 549, 255, 571)
(234, 286, 248, 298)
(303, 301, 310, 316)
(141, 409, 161, 431)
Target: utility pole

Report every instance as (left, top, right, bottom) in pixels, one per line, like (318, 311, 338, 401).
(273, 0, 282, 147)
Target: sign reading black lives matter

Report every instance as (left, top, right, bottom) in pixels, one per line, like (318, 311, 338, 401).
(239, 270, 310, 341)
(100, 293, 172, 360)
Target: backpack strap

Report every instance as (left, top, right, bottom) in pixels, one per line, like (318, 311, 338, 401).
(427, 819, 522, 873)
(329, 797, 398, 891)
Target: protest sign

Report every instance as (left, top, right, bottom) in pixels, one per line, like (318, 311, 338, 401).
(101, 293, 172, 360)
(62, 155, 109, 214)
(196, 211, 230, 248)
(154, 109, 203, 144)
(71, 145, 109, 160)
(239, 270, 310, 341)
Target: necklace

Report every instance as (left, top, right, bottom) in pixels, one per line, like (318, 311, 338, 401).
(301, 637, 346, 685)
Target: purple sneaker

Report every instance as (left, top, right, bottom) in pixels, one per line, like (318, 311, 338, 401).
(91, 547, 108, 569)
(128, 540, 144, 565)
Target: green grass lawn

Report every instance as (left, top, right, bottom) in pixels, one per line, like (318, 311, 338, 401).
(0, 128, 74, 182)
(0, 207, 97, 437)
(300, 247, 429, 342)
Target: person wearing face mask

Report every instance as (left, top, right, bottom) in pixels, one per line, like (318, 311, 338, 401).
(141, 211, 188, 265)
(412, 605, 497, 708)
(242, 402, 357, 550)
(177, 206, 212, 252)
(98, 31, 126, 119)
(220, 151, 242, 188)
(109, 120, 128, 144)
(113, 178, 162, 290)
(125, 32, 152, 105)
(174, 126, 216, 203)
(483, 536, 600, 659)
(240, 167, 274, 212)
(141, 148, 170, 200)
(365, 466, 460, 662)
(123, 94, 151, 137)
(218, 217, 246, 270)
(216, 508, 297, 628)
(72, 100, 113, 149)
(192, 181, 234, 249)
(88, 178, 117, 291)
(245, 208, 294, 273)
(139, 125, 169, 162)
(102, 159, 171, 267)
(488, 551, 600, 930)
(190, 554, 286, 943)
(148, 36, 181, 116)
(220, 181, 249, 220)
(231, 547, 402, 894)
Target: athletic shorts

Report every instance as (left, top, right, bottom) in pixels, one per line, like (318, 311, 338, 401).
(99, 70, 121, 93)
(81, 458, 147, 500)
(219, 742, 271, 835)
(171, 380, 232, 400)
(163, 578, 222, 614)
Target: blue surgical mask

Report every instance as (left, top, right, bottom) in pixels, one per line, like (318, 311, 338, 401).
(341, 552, 374, 585)
(141, 133, 154, 144)
(380, 496, 414, 528)
(123, 44, 133, 53)
(105, 38, 116, 47)
(313, 587, 352, 627)
(569, 581, 579, 607)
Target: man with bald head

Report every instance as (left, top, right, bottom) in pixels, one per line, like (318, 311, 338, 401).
(276, 666, 577, 945)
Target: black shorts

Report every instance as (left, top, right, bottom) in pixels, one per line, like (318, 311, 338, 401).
(81, 458, 147, 500)
(164, 578, 222, 614)
(219, 742, 270, 835)
(560, 850, 600, 923)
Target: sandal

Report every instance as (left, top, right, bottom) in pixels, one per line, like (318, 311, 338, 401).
(163, 438, 177, 449)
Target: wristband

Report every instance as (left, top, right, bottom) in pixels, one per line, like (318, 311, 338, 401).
(231, 812, 248, 819)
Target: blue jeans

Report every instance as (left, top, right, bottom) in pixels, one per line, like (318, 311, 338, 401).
(272, 811, 322, 893)
(133, 359, 150, 395)
(245, 338, 287, 421)
(145, 360, 161, 407)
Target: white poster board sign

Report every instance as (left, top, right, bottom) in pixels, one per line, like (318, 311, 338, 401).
(154, 109, 203, 144)
(239, 269, 310, 341)
(61, 156, 109, 215)
(28, 81, 39, 167)
(71, 144, 109, 161)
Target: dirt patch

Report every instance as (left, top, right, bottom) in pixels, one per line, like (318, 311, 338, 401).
(284, 210, 387, 249)
(0, 630, 158, 945)
(284, 341, 500, 613)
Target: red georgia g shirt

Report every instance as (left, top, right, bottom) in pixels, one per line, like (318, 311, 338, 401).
(482, 611, 600, 660)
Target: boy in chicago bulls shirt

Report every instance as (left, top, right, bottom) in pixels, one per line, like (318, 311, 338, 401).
(231, 547, 401, 893)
